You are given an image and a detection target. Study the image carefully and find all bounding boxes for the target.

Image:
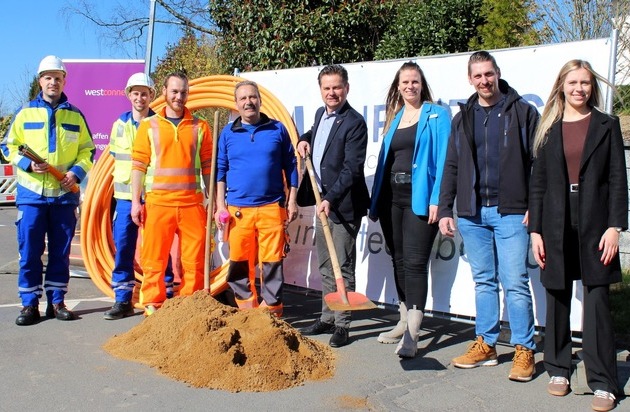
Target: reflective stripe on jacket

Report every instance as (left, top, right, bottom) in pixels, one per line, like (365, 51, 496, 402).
(0, 92, 95, 205)
(131, 107, 212, 207)
(110, 110, 155, 200)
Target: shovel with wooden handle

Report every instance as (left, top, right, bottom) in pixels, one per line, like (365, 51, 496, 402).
(204, 111, 220, 292)
(303, 154, 375, 311)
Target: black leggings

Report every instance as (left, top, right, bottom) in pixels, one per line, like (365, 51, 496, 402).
(378, 182, 438, 310)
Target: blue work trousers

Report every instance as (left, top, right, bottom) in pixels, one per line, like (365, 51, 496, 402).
(16, 204, 77, 306)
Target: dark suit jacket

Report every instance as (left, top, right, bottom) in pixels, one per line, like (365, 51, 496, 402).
(528, 108, 628, 289)
(297, 101, 370, 224)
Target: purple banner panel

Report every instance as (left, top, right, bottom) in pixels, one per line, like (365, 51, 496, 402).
(63, 60, 145, 161)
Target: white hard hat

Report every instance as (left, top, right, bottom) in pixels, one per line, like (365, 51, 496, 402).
(37, 55, 66, 76)
(125, 72, 155, 94)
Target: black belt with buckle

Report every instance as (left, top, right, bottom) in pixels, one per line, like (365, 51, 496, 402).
(569, 184, 579, 193)
(391, 172, 411, 184)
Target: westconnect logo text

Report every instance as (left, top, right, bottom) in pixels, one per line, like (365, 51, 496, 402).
(83, 88, 126, 97)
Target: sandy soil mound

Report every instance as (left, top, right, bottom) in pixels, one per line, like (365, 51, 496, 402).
(103, 291, 335, 392)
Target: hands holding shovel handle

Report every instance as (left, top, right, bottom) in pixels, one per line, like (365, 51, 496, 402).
(302, 153, 375, 311)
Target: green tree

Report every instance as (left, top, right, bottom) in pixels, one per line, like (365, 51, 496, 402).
(151, 30, 227, 123)
(0, 116, 12, 154)
(28, 78, 39, 101)
(209, 0, 395, 71)
(151, 29, 224, 84)
(374, 0, 484, 60)
(469, 0, 540, 50)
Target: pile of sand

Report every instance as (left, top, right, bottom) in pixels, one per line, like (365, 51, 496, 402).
(103, 291, 335, 392)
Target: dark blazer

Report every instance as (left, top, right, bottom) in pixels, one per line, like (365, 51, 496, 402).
(297, 101, 370, 224)
(528, 108, 628, 289)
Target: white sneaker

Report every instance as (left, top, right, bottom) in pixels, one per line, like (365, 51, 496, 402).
(592, 390, 616, 412)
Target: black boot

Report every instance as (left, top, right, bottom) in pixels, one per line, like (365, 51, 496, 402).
(329, 327, 350, 348)
(299, 319, 336, 335)
(16, 306, 41, 326)
(103, 301, 134, 320)
(46, 302, 76, 321)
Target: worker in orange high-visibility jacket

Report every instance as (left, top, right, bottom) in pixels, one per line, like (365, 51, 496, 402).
(131, 72, 212, 316)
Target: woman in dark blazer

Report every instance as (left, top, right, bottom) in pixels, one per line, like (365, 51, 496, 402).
(368, 61, 450, 358)
(528, 60, 627, 412)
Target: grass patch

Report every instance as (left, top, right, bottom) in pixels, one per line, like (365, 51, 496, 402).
(613, 84, 630, 115)
(610, 269, 630, 349)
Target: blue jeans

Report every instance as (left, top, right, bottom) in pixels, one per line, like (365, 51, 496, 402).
(457, 206, 535, 349)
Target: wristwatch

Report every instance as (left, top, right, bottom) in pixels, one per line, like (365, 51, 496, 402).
(614, 227, 623, 233)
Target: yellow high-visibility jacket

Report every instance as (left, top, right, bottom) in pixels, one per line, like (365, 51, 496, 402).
(110, 109, 155, 200)
(1, 92, 95, 205)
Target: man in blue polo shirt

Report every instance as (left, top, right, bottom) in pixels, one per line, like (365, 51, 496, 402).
(214, 80, 298, 317)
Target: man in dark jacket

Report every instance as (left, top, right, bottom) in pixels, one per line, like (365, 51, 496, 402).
(296, 64, 370, 348)
(438, 51, 539, 382)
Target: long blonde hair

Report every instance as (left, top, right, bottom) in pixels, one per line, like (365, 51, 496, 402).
(383, 61, 433, 135)
(533, 59, 611, 156)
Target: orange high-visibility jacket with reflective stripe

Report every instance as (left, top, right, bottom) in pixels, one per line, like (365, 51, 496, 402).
(131, 106, 212, 207)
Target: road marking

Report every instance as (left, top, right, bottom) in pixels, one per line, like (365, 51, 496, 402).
(70, 269, 90, 278)
(0, 296, 114, 309)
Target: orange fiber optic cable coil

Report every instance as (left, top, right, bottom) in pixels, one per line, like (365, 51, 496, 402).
(80, 75, 300, 307)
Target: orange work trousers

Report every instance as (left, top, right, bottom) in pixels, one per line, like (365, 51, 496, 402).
(139, 202, 206, 306)
(227, 203, 286, 307)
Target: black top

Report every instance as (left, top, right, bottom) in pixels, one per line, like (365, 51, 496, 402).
(389, 123, 417, 174)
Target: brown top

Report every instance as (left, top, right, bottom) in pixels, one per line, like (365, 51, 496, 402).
(562, 113, 591, 184)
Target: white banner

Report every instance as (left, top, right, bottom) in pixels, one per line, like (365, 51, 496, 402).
(236, 38, 614, 330)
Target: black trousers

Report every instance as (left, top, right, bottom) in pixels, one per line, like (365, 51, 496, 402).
(378, 180, 438, 310)
(544, 192, 618, 393)
(544, 283, 618, 393)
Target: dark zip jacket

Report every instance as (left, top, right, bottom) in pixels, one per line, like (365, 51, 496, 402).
(438, 79, 539, 219)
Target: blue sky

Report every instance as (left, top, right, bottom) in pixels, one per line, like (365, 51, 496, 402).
(0, 1, 181, 116)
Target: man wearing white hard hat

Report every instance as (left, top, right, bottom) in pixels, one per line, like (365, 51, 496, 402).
(104, 73, 159, 319)
(1, 55, 95, 325)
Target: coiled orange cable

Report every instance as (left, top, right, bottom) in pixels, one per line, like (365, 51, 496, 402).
(80, 75, 299, 308)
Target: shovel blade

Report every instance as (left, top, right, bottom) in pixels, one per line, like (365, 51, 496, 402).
(324, 291, 377, 311)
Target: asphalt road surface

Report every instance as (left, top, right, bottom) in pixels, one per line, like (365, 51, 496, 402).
(0, 204, 628, 411)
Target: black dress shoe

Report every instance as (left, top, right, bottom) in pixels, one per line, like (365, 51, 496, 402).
(329, 327, 350, 348)
(46, 302, 76, 321)
(16, 306, 41, 326)
(103, 301, 134, 320)
(299, 319, 336, 336)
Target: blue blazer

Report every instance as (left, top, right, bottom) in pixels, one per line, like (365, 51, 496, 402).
(369, 102, 451, 218)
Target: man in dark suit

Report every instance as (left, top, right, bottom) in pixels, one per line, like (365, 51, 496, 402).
(296, 64, 370, 348)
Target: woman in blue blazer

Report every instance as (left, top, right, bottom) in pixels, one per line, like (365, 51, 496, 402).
(369, 61, 451, 357)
